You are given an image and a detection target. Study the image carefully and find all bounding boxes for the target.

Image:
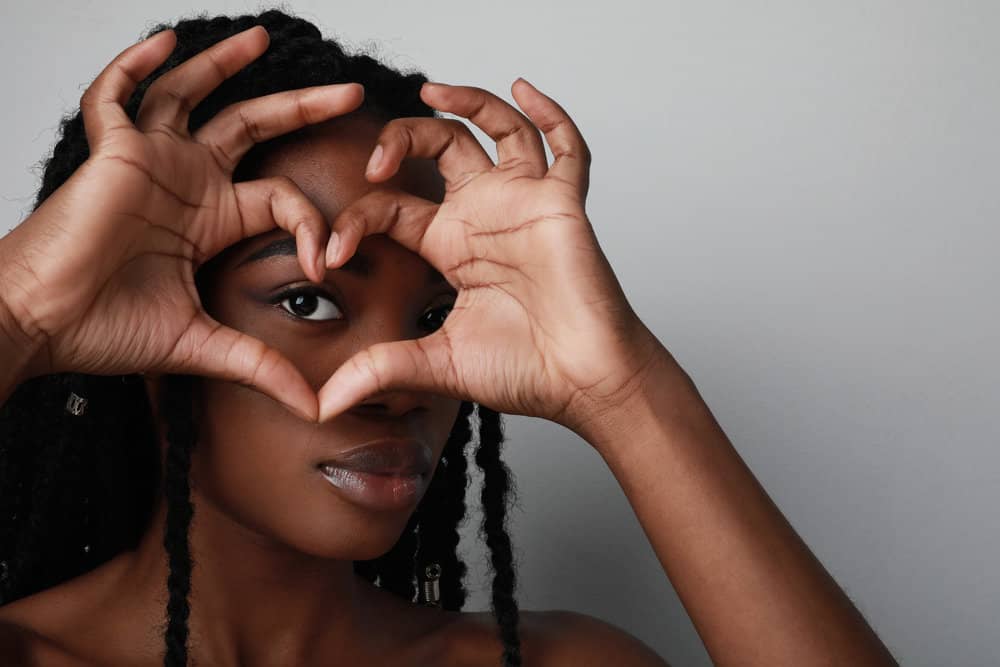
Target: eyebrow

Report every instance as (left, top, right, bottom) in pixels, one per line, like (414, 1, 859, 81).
(233, 236, 449, 287)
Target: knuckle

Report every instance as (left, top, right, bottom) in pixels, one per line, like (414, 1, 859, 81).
(79, 86, 94, 110)
(156, 83, 194, 116)
(386, 121, 413, 148)
(442, 118, 468, 134)
(270, 174, 297, 193)
(376, 118, 408, 143)
(204, 140, 235, 171)
(204, 51, 230, 83)
(293, 90, 320, 126)
(237, 107, 264, 143)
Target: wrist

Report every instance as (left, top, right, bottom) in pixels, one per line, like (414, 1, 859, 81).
(571, 341, 713, 460)
(0, 276, 47, 390)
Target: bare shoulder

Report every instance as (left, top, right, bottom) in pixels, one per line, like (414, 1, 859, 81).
(0, 606, 88, 666)
(448, 609, 671, 667)
(0, 564, 125, 667)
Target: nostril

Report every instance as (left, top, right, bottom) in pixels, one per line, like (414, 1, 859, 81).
(351, 402, 389, 414)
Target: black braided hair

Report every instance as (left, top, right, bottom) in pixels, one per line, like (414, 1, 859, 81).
(0, 9, 523, 666)
(160, 374, 197, 665)
(477, 406, 523, 666)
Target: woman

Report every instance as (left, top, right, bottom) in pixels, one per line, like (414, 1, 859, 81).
(0, 9, 898, 666)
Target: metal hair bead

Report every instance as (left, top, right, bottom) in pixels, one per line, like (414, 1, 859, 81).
(65, 391, 88, 416)
(421, 562, 442, 607)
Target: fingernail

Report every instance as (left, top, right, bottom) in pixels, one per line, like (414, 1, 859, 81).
(326, 231, 340, 267)
(366, 145, 383, 175)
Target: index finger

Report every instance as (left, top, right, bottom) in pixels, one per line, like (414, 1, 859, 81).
(507, 78, 592, 199)
(79, 29, 178, 149)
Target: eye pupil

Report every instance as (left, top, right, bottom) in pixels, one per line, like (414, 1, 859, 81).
(423, 304, 453, 332)
(289, 294, 317, 317)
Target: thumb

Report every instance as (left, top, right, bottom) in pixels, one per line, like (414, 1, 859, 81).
(317, 332, 460, 423)
(169, 310, 318, 422)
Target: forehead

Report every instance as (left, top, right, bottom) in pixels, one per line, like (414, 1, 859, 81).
(257, 113, 443, 210)
(223, 114, 445, 259)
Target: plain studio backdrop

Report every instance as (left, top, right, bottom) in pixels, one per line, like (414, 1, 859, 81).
(2, 1, 998, 665)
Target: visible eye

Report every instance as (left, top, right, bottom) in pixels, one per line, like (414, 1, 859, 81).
(270, 286, 343, 322)
(420, 302, 454, 333)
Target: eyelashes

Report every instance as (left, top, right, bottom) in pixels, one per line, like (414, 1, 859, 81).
(270, 285, 342, 322)
(268, 285, 454, 332)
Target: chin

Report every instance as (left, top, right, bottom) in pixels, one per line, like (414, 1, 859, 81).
(281, 511, 417, 561)
(191, 461, 422, 562)
(235, 487, 420, 562)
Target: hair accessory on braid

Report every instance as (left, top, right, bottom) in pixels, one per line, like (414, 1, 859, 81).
(420, 562, 442, 607)
(65, 391, 88, 416)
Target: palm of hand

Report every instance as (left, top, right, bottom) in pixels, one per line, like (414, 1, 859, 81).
(6, 26, 364, 421)
(317, 81, 662, 433)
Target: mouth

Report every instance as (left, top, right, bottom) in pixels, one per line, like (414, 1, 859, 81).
(315, 437, 433, 477)
(313, 437, 434, 511)
(316, 465, 430, 511)
(316, 462, 428, 478)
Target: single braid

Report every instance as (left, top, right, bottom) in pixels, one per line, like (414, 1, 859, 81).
(415, 400, 475, 609)
(476, 405, 523, 666)
(160, 374, 197, 667)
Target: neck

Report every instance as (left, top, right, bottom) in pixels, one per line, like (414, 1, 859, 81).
(119, 489, 409, 665)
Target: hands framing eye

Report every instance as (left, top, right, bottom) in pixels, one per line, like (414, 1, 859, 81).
(315, 80, 664, 434)
(0, 25, 664, 432)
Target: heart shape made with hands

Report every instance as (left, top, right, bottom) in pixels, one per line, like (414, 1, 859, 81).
(302, 80, 664, 437)
(5, 22, 662, 438)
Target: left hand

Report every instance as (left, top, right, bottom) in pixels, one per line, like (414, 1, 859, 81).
(316, 78, 667, 436)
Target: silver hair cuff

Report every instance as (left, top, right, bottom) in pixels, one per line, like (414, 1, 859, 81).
(65, 391, 88, 416)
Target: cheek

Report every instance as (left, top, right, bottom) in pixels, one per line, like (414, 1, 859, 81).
(193, 381, 305, 526)
(188, 379, 425, 559)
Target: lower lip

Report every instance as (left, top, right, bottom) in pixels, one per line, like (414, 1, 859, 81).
(318, 466, 429, 511)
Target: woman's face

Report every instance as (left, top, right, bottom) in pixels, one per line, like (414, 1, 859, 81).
(177, 113, 462, 561)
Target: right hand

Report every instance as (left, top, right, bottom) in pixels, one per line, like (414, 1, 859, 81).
(0, 25, 360, 421)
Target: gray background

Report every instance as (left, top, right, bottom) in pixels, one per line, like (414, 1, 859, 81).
(3, 1, 998, 665)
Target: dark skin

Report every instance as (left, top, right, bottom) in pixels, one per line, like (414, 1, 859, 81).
(1, 22, 898, 667)
(0, 115, 668, 666)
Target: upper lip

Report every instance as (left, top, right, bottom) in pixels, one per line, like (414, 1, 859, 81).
(317, 437, 433, 476)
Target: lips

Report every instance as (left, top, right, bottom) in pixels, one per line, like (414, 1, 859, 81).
(316, 437, 433, 477)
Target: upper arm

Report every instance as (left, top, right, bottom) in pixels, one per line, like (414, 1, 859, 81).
(534, 610, 672, 667)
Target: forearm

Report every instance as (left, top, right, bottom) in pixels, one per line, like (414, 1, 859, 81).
(581, 347, 898, 666)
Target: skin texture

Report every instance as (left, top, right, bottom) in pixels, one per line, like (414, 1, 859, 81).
(0, 18, 896, 666)
(0, 117, 488, 665)
(0, 27, 672, 667)
(0, 109, 675, 666)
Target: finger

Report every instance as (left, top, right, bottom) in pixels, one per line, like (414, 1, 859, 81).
(510, 78, 592, 199)
(135, 25, 269, 134)
(317, 332, 460, 423)
(80, 29, 178, 149)
(223, 177, 329, 282)
(323, 188, 438, 271)
(365, 117, 495, 189)
(171, 310, 318, 422)
(417, 82, 548, 176)
(193, 83, 364, 172)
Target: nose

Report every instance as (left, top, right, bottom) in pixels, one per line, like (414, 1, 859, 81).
(348, 389, 430, 418)
(339, 313, 435, 419)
